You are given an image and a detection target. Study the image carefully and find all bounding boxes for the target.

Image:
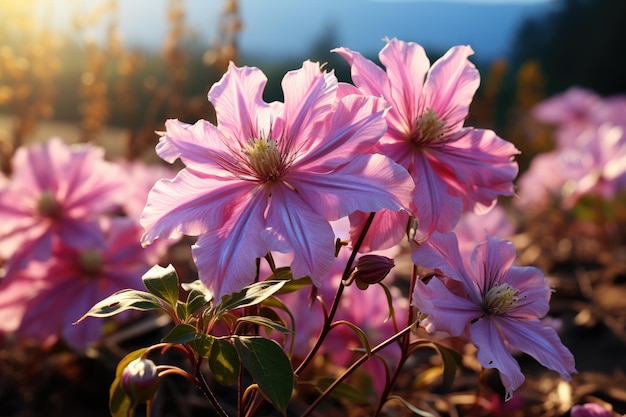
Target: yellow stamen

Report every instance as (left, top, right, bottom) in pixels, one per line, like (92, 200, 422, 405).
(244, 137, 283, 181)
(484, 283, 519, 315)
(411, 108, 446, 144)
(37, 190, 61, 218)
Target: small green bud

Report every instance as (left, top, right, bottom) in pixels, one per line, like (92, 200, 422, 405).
(120, 358, 161, 403)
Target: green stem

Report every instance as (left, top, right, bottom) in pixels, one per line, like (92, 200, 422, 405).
(295, 212, 377, 376)
(300, 325, 412, 417)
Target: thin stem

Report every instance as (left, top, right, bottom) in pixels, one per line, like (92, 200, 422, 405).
(300, 325, 412, 417)
(371, 264, 420, 416)
(295, 212, 377, 376)
(197, 368, 231, 417)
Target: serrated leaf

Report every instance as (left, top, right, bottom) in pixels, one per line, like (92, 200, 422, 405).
(216, 280, 287, 315)
(233, 336, 294, 413)
(142, 264, 180, 307)
(236, 315, 292, 334)
(162, 324, 200, 344)
(109, 348, 148, 417)
(316, 378, 369, 405)
(75, 290, 164, 323)
(208, 339, 240, 386)
(386, 395, 437, 417)
(331, 320, 372, 357)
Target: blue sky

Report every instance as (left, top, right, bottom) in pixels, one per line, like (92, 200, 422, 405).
(44, 0, 556, 61)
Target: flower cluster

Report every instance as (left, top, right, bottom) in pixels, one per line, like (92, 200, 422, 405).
(18, 38, 578, 416)
(0, 138, 173, 349)
(516, 87, 626, 210)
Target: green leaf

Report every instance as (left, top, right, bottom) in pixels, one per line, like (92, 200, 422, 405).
(208, 339, 240, 386)
(377, 281, 397, 324)
(233, 336, 294, 413)
(409, 341, 461, 392)
(75, 290, 164, 323)
(236, 315, 292, 334)
(216, 280, 287, 315)
(189, 334, 215, 358)
(316, 378, 369, 405)
(331, 320, 372, 357)
(181, 280, 213, 304)
(386, 395, 437, 417)
(276, 276, 312, 295)
(186, 288, 211, 316)
(162, 323, 200, 344)
(109, 348, 148, 417)
(142, 264, 180, 307)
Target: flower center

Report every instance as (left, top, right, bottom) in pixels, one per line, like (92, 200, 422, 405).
(484, 283, 519, 315)
(37, 190, 62, 219)
(243, 137, 283, 181)
(79, 249, 104, 279)
(411, 108, 446, 145)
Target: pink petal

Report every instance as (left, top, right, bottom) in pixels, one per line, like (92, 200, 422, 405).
(413, 151, 464, 239)
(289, 154, 413, 221)
(470, 317, 526, 400)
(469, 235, 517, 294)
(378, 38, 430, 127)
(295, 94, 389, 167)
(208, 62, 271, 143)
(423, 45, 479, 134)
(332, 46, 391, 101)
(413, 275, 482, 336)
(192, 191, 268, 302)
(504, 266, 551, 319)
(156, 119, 234, 169)
(264, 185, 335, 286)
(411, 232, 479, 301)
(349, 209, 410, 252)
(436, 128, 519, 212)
(141, 169, 258, 244)
(281, 60, 337, 153)
(495, 316, 576, 381)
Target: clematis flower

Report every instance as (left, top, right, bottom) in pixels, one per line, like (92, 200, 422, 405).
(453, 205, 516, 257)
(411, 232, 576, 399)
(0, 217, 166, 350)
(333, 38, 519, 249)
(140, 61, 414, 302)
(0, 138, 125, 269)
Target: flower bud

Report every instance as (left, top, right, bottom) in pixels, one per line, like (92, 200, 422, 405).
(344, 254, 395, 289)
(120, 358, 161, 403)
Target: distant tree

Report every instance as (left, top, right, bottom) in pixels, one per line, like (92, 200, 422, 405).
(510, 0, 626, 96)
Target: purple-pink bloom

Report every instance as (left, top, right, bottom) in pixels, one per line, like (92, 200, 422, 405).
(333, 38, 519, 249)
(140, 61, 414, 302)
(454, 205, 516, 258)
(411, 232, 576, 399)
(0, 217, 165, 350)
(570, 403, 613, 417)
(0, 138, 125, 269)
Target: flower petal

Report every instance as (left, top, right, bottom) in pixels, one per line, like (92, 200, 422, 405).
(289, 154, 413, 221)
(349, 209, 410, 252)
(437, 128, 519, 213)
(496, 316, 576, 381)
(504, 265, 552, 319)
(470, 317, 525, 400)
(413, 275, 482, 337)
(469, 235, 517, 293)
(140, 168, 257, 244)
(192, 190, 268, 302)
(208, 62, 271, 143)
(413, 151, 464, 240)
(264, 185, 335, 286)
(423, 45, 479, 134)
(378, 38, 430, 127)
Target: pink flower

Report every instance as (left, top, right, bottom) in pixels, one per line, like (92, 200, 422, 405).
(116, 159, 176, 221)
(571, 403, 613, 417)
(333, 38, 519, 249)
(411, 232, 576, 399)
(0, 138, 125, 269)
(141, 61, 414, 301)
(454, 205, 516, 257)
(0, 217, 164, 350)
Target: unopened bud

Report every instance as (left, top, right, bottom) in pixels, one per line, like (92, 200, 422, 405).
(344, 254, 394, 289)
(120, 358, 160, 403)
